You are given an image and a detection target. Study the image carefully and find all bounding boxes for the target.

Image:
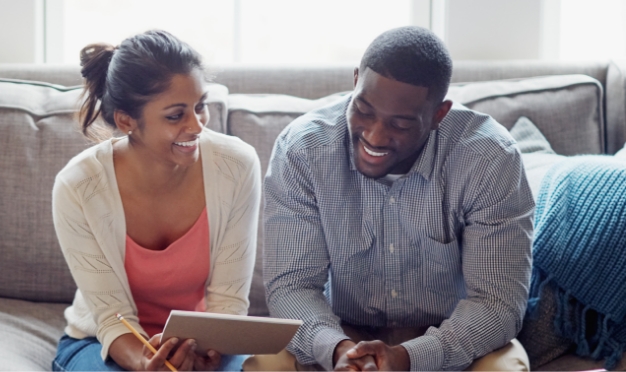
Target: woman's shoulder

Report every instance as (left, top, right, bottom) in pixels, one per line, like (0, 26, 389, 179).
(199, 129, 260, 170)
(55, 139, 114, 188)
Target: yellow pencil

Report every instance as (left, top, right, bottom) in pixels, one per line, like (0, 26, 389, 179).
(115, 313, 178, 372)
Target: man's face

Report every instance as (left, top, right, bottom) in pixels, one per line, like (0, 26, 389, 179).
(347, 67, 450, 179)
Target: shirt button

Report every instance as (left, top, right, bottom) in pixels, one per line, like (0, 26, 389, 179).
(389, 243, 395, 253)
(390, 197, 396, 204)
(391, 289, 398, 298)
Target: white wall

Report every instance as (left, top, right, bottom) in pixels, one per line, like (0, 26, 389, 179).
(0, 0, 44, 63)
(444, 0, 543, 60)
(5, 0, 620, 64)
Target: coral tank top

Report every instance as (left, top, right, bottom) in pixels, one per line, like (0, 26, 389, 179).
(124, 208, 209, 337)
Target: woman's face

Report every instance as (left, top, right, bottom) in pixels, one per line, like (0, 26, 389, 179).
(132, 68, 209, 168)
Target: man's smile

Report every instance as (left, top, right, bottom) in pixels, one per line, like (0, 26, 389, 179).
(359, 138, 389, 157)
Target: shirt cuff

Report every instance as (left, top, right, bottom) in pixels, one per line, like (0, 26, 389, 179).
(312, 327, 351, 371)
(401, 335, 445, 371)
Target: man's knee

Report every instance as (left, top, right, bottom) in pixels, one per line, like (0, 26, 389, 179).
(243, 349, 296, 371)
(243, 349, 325, 371)
(466, 338, 530, 371)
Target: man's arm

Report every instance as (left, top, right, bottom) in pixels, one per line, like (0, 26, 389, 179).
(263, 135, 349, 370)
(401, 143, 534, 371)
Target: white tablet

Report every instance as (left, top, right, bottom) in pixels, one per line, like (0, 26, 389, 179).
(161, 310, 302, 355)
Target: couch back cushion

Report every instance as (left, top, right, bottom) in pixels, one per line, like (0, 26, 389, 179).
(0, 79, 228, 303)
(447, 74, 605, 155)
(0, 80, 85, 302)
(228, 93, 347, 315)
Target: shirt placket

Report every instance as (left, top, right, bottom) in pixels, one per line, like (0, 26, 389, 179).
(383, 179, 405, 327)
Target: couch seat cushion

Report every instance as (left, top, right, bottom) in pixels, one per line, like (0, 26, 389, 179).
(0, 297, 66, 371)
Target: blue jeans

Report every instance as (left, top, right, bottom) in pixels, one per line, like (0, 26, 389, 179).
(52, 335, 248, 371)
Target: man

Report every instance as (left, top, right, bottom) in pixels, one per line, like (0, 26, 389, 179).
(252, 26, 533, 371)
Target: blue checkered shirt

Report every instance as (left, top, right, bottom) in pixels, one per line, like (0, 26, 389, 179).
(264, 96, 534, 371)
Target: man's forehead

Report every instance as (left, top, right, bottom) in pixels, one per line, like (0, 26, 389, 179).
(357, 69, 430, 110)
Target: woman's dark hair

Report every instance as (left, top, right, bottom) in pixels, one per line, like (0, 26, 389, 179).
(79, 30, 204, 140)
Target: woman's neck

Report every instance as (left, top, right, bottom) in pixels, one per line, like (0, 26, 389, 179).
(113, 138, 199, 196)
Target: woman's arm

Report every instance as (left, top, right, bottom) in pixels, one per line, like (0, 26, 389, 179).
(204, 147, 262, 315)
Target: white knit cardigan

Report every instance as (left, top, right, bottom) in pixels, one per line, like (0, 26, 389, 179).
(52, 129, 261, 360)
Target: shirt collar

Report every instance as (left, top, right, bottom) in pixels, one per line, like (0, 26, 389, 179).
(407, 130, 438, 181)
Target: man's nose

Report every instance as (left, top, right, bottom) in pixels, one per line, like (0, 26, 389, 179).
(362, 119, 390, 148)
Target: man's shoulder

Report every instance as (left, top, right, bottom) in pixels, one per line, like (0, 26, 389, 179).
(276, 95, 350, 154)
(441, 103, 517, 161)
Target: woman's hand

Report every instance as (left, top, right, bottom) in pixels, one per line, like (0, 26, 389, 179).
(109, 333, 197, 371)
(192, 349, 222, 371)
(140, 334, 198, 371)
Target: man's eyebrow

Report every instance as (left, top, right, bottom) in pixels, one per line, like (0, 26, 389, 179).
(162, 92, 209, 110)
(356, 96, 417, 121)
(395, 113, 418, 121)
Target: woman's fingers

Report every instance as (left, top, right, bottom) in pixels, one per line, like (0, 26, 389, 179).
(167, 339, 197, 371)
(145, 336, 178, 370)
(193, 349, 222, 371)
(206, 349, 222, 371)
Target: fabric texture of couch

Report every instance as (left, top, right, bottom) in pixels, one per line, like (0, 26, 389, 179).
(1, 60, 626, 371)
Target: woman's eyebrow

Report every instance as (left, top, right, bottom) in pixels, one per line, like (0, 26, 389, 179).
(162, 92, 209, 110)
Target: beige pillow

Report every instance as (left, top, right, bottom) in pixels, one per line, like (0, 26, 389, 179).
(447, 74, 604, 156)
(508, 116, 566, 200)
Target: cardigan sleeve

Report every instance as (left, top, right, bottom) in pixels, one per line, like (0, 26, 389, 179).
(204, 147, 262, 316)
(52, 173, 144, 361)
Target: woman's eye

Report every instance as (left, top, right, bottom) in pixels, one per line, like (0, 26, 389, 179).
(166, 113, 183, 121)
(195, 102, 208, 112)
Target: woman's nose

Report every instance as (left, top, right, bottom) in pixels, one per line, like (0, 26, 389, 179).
(188, 112, 207, 133)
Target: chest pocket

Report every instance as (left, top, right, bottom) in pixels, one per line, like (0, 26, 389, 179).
(420, 237, 463, 295)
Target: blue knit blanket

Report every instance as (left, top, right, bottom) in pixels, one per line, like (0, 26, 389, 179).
(528, 156, 626, 369)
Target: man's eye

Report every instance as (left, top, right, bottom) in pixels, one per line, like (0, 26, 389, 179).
(393, 121, 413, 130)
(356, 106, 374, 117)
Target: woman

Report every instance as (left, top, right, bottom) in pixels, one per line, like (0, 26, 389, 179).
(51, 30, 261, 371)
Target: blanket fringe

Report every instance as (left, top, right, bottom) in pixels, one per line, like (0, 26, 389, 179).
(528, 267, 625, 370)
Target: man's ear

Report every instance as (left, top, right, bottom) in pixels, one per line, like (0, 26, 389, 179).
(353, 67, 359, 88)
(430, 100, 453, 131)
(114, 110, 137, 134)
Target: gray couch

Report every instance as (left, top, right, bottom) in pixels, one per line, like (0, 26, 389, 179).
(1, 61, 625, 371)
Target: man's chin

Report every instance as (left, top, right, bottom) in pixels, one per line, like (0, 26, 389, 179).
(355, 161, 390, 179)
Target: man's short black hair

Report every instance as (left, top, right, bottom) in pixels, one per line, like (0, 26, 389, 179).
(359, 26, 452, 104)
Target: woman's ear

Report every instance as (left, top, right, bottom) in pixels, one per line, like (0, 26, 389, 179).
(114, 110, 136, 135)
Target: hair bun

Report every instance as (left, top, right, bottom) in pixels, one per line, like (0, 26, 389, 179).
(80, 43, 115, 99)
